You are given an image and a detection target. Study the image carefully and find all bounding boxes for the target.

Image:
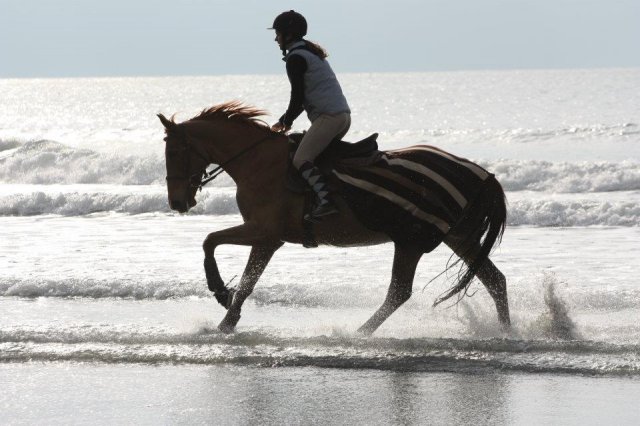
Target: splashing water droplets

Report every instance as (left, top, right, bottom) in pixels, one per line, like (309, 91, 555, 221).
(532, 273, 579, 340)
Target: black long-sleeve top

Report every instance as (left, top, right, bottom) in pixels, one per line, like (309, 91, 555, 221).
(278, 54, 307, 127)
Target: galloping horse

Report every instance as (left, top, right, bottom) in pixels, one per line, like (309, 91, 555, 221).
(159, 101, 509, 334)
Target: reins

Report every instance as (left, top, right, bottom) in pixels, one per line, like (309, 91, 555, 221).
(197, 133, 274, 190)
(166, 127, 277, 191)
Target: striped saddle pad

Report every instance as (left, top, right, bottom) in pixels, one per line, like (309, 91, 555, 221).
(333, 145, 491, 252)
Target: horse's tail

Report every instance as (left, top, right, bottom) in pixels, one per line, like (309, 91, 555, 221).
(433, 174, 507, 306)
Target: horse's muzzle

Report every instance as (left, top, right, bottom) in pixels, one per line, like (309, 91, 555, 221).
(169, 199, 189, 213)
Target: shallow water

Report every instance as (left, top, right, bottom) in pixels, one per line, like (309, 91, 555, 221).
(1, 215, 639, 376)
(1, 69, 639, 423)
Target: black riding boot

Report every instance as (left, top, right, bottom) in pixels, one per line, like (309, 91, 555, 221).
(298, 161, 338, 220)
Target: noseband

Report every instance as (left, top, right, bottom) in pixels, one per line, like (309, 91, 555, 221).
(165, 126, 214, 191)
(165, 125, 275, 191)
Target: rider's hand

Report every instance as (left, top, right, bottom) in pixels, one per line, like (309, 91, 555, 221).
(271, 122, 290, 133)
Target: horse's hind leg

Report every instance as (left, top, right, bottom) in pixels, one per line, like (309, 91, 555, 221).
(357, 244, 423, 336)
(445, 239, 510, 327)
(475, 258, 510, 327)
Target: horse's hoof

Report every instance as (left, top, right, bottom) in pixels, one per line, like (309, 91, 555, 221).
(356, 326, 374, 336)
(218, 312, 240, 334)
(218, 322, 236, 334)
(500, 321, 512, 334)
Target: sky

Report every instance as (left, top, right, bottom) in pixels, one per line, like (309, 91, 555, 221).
(1, 0, 639, 78)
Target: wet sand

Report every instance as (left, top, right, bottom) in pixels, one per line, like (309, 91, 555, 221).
(2, 362, 639, 425)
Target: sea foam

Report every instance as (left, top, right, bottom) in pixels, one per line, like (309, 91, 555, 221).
(1, 324, 638, 375)
(2, 139, 639, 192)
(1, 188, 638, 226)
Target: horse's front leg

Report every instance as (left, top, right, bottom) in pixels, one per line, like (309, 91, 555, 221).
(202, 222, 282, 333)
(217, 244, 282, 333)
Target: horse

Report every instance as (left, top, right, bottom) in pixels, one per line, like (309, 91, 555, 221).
(159, 101, 509, 335)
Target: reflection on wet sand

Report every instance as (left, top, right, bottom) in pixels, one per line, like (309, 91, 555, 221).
(3, 363, 640, 425)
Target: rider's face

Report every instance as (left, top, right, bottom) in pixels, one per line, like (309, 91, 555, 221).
(275, 31, 287, 49)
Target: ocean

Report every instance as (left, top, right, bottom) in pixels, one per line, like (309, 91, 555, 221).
(1, 68, 640, 424)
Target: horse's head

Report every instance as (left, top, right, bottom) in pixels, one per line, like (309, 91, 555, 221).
(159, 102, 284, 213)
(158, 113, 209, 213)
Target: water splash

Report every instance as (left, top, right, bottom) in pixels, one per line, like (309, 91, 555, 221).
(456, 300, 508, 339)
(454, 273, 581, 341)
(534, 273, 579, 340)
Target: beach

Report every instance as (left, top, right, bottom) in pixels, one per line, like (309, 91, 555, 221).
(3, 363, 640, 425)
(1, 68, 639, 424)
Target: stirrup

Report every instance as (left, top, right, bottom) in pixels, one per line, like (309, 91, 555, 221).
(304, 202, 338, 222)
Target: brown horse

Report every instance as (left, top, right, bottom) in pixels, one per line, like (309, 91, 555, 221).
(159, 101, 509, 335)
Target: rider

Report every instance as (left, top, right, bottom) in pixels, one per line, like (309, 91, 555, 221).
(269, 10, 351, 219)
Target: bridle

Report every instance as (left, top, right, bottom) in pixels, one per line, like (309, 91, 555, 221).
(165, 125, 275, 191)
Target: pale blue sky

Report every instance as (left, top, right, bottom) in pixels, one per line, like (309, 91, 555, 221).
(1, 0, 638, 78)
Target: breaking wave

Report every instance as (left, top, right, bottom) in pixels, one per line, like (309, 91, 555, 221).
(1, 190, 638, 226)
(486, 159, 640, 192)
(1, 139, 639, 192)
(507, 197, 640, 227)
(2, 138, 639, 225)
(0, 140, 165, 185)
(0, 190, 237, 216)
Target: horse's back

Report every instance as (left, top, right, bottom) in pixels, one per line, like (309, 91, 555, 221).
(331, 144, 495, 252)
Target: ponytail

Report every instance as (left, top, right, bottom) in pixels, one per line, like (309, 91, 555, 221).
(304, 40, 328, 59)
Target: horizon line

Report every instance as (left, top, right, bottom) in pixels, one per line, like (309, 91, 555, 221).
(1, 66, 639, 81)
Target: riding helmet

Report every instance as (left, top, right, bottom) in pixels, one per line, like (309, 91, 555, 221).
(269, 10, 307, 39)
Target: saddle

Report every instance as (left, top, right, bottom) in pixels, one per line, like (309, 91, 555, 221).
(286, 132, 380, 193)
(286, 132, 381, 248)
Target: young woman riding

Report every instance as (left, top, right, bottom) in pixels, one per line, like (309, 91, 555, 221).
(269, 10, 352, 220)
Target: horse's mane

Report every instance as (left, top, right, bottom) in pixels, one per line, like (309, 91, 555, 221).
(187, 100, 274, 132)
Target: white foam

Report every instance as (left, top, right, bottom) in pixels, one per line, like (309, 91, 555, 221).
(4, 273, 640, 315)
(2, 187, 638, 226)
(487, 159, 640, 192)
(508, 196, 640, 226)
(2, 138, 639, 193)
(0, 139, 165, 185)
(0, 189, 237, 216)
(1, 324, 638, 375)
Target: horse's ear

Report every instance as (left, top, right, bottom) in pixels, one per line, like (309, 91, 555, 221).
(157, 113, 175, 130)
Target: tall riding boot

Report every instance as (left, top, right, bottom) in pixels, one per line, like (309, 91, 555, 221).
(298, 161, 338, 219)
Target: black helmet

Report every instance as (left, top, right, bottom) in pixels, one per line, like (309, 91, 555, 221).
(269, 10, 307, 39)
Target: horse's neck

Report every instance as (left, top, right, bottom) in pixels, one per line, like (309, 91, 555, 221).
(201, 121, 289, 190)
